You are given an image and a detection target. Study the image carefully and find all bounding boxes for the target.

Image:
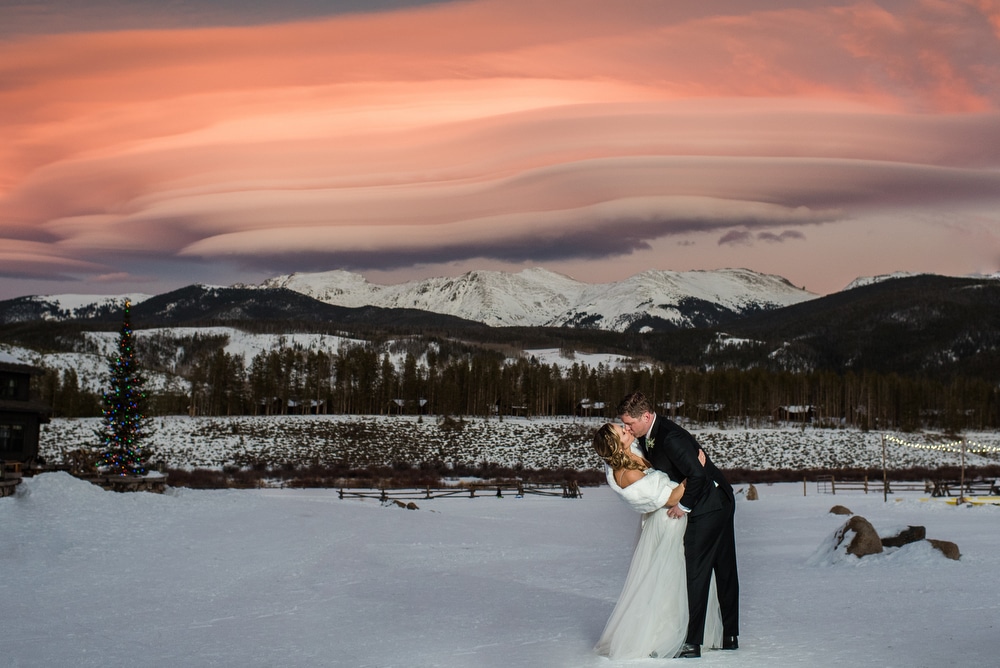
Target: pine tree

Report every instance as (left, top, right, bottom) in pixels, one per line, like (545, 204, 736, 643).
(97, 299, 151, 475)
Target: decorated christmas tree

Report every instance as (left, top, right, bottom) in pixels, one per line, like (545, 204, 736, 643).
(97, 299, 151, 476)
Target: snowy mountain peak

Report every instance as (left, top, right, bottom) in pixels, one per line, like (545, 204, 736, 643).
(843, 272, 925, 291)
(4, 267, 819, 332)
(257, 270, 378, 307)
(250, 267, 817, 331)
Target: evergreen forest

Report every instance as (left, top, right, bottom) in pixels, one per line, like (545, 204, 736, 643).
(34, 334, 999, 433)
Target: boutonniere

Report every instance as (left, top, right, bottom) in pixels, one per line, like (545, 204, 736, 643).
(641, 436, 652, 450)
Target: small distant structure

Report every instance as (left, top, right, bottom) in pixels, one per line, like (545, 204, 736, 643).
(390, 398, 428, 415)
(659, 400, 685, 417)
(510, 404, 528, 416)
(775, 405, 816, 423)
(696, 403, 725, 420)
(0, 361, 52, 495)
(577, 398, 605, 417)
(289, 398, 326, 415)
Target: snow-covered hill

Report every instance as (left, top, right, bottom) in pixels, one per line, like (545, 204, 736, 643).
(842, 270, 1000, 291)
(842, 272, 924, 291)
(2, 327, 651, 398)
(0, 292, 155, 324)
(37, 414, 1000, 472)
(254, 267, 816, 331)
(1, 328, 374, 394)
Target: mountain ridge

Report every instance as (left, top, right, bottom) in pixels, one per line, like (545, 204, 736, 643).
(2, 267, 817, 333)
(247, 266, 816, 331)
(1, 270, 998, 383)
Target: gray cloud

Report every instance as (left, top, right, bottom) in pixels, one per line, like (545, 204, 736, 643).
(0, 0, 453, 37)
(718, 230, 754, 247)
(757, 230, 805, 243)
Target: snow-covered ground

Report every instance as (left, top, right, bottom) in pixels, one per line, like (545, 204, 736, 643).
(1, 473, 996, 667)
(39, 414, 1000, 472)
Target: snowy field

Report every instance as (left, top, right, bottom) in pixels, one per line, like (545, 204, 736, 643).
(39, 414, 1000, 472)
(1, 473, 997, 667)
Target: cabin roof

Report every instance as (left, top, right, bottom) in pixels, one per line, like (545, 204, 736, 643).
(0, 361, 44, 376)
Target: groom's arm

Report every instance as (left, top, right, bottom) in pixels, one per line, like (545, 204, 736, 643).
(663, 431, 710, 512)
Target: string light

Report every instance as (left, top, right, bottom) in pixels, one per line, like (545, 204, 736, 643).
(884, 434, 1000, 455)
(98, 299, 150, 477)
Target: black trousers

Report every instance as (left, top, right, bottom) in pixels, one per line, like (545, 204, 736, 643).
(683, 494, 739, 644)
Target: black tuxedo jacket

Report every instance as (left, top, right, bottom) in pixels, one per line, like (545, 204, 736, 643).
(641, 415, 733, 516)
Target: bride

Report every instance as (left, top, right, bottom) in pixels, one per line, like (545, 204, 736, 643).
(592, 422, 722, 660)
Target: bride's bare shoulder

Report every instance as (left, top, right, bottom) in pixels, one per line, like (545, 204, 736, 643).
(618, 468, 646, 488)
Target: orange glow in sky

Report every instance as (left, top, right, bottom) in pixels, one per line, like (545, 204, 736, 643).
(2, 0, 999, 298)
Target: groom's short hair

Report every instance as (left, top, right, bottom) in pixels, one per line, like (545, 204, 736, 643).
(618, 390, 653, 418)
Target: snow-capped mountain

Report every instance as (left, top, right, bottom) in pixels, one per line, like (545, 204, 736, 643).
(257, 267, 584, 328)
(254, 267, 817, 331)
(842, 272, 925, 291)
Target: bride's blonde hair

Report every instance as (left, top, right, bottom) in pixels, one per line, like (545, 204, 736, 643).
(592, 423, 645, 473)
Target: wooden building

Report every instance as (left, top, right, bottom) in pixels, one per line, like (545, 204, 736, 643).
(0, 361, 52, 467)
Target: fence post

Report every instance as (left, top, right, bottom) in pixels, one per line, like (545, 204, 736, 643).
(881, 434, 888, 503)
(959, 439, 967, 505)
(803, 477, 807, 497)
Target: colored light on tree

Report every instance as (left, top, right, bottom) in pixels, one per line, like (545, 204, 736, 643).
(97, 299, 151, 476)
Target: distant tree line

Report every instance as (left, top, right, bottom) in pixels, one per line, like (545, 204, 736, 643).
(34, 338, 999, 432)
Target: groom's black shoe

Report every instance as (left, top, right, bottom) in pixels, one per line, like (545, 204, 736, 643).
(721, 635, 739, 650)
(676, 643, 701, 658)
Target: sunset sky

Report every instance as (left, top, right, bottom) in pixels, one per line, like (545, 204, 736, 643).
(2, 0, 999, 300)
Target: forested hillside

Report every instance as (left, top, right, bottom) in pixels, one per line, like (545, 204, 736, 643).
(3, 274, 999, 431)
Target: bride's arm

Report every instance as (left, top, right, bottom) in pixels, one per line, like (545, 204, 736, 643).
(666, 480, 686, 507)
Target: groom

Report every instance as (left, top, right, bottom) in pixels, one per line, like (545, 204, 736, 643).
(617, 391, 740, 658)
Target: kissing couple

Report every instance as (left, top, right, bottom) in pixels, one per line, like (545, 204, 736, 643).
(592, 391, 740, 660)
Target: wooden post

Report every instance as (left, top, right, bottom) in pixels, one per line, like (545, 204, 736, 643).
(881, 434, 888, 503)
(803, 477, 807, 497)
(959, 439, 967, 505)
(831, 478, 836, 495)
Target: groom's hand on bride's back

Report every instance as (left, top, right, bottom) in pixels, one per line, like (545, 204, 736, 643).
(698, 449, 706, 467)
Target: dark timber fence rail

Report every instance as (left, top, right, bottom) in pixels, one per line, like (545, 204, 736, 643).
(814, 475, 931, 495)
(339, 480, 585, 501)
(814, 474, 1000, 496)
(927, 478, 1000, 497)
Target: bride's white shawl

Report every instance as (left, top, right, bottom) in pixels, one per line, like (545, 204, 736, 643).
(605, 465, 678, 514)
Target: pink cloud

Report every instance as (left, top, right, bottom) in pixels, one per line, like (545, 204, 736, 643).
(0, 0, 998, 297)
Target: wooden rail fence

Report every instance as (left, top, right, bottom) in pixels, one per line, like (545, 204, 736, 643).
(815, 475, 930, 495)
(815, 475, 999, 497)
(339, 480, 584, 502)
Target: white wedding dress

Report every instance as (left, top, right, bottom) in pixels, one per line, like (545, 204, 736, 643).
(596, 468, 723, 660)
